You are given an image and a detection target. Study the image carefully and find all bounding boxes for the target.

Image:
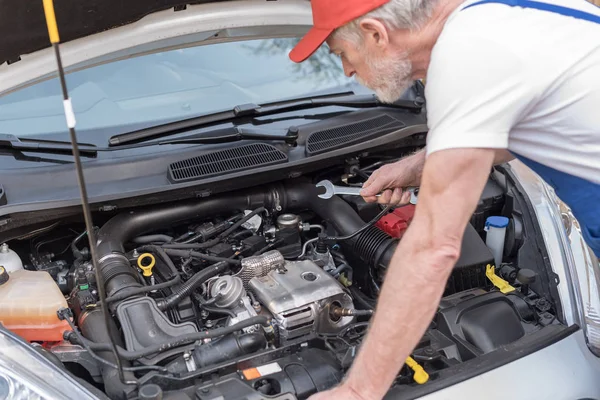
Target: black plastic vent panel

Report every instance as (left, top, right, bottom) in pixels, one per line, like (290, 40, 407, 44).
(168, 143, 287, 183)
(306, 114, 406, 155)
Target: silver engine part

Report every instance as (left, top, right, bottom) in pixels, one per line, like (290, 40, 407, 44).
(234, 250, 285, 288)
(209, 276, 258, 333)
(210, 275, 245, 309)
(276, 213, 301, 230)
(249, 259, 354, 343)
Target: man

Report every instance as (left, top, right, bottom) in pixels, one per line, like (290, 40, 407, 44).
(288, 0, 600, 399)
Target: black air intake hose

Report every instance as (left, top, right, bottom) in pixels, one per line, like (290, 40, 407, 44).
(281, 181, 397, 269)
(156, 261, 229, 311)
(166, 332, 267, 374)
(193, 332, 267, 368)
(79, 309, 136, 400)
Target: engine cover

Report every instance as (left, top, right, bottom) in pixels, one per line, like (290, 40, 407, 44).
(249, 260, 354, 343)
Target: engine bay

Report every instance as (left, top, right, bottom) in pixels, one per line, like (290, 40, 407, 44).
(0, 154, 564, 400)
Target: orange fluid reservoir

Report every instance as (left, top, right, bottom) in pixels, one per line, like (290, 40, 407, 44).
(0, 269, 70, 342)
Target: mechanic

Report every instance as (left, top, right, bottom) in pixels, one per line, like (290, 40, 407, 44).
(288, 0, 600, 399)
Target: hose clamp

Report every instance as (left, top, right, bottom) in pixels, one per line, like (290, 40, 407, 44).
(98, 252, 129, 265)
(270, 187, 282, 212)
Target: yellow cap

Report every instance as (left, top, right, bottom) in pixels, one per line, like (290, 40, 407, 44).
(405, 356, 429, 384)
(137, 253, 156, 277)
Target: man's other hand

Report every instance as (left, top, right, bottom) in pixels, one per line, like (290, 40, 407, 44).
(360, 150, 425, 205)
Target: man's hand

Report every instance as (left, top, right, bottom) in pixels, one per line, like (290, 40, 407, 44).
(308, 384, 369, 400)
(360, 150, 425, 205)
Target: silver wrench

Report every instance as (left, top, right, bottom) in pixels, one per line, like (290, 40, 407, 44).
(315, 180, 419, 204)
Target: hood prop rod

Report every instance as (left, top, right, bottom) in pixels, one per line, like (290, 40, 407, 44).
(41, 0, 134, 388)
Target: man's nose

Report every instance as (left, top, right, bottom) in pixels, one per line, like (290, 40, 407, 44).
(342, 59, 356, 78)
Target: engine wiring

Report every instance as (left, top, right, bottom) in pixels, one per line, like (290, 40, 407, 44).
(163, 207, 269, 250)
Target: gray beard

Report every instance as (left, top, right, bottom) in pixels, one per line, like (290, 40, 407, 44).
(357, 52, 414, 103)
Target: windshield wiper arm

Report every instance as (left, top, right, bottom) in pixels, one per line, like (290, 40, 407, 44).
(0, 148, 74, 164)
(0, 134, 97, 157)
(155, 126, 298, 146)
(108, 93, 423, 147)
(110, 126, 299, 150)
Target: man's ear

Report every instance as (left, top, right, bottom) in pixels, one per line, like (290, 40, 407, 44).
(358, 18, 390, 48)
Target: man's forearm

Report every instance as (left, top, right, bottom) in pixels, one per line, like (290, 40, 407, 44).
(344, 227, 457, 399)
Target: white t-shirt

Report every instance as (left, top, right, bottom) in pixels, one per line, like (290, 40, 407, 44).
(424, 0, 600, 184)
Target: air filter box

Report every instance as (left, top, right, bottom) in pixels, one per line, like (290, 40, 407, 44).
(445, 223, 495, 296)
(471, 179, 505, 233)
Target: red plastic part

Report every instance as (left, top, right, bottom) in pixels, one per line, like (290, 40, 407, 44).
(375, 204, 416, 238)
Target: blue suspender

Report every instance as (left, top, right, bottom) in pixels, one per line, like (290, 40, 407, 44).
(461, 0, 600, 258)
(512, 154, 600, 259)
(463, 0, 600, 24)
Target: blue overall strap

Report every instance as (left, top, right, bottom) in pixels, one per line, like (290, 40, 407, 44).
(513, 154, 600, 259)
(463, 0, 600, 24)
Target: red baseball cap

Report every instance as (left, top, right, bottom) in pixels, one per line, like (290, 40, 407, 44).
(289, 0, 390, 63)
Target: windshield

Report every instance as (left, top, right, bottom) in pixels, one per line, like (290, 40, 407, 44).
(0, 38, 366, 137)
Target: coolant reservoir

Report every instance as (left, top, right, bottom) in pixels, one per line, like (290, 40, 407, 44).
(0, 268, 70, 342)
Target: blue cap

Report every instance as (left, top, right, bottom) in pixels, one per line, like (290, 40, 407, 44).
(485, 216, 509, 228)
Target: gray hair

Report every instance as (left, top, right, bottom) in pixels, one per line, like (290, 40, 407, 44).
(333, 0, 439, 43)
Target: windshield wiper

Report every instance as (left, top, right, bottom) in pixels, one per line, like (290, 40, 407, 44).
(0, 148, 74, 164)
(112, 126, 299, 150)
(112, 126, 299, 148)
(153, 126, 298, 146)
(0, 127, 297, 159)
(108, 93, 423, 147)
(0, 134, 97, 157)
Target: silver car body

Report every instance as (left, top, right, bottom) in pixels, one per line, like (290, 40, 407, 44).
(1, 1, 598, 398)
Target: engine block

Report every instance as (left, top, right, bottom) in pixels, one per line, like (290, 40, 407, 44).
(249, 259, 354, 343)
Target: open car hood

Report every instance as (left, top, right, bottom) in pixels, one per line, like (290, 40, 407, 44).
(0, 0, 234, 65)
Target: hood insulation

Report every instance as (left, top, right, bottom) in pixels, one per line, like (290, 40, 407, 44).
(0, 0, 233, 65)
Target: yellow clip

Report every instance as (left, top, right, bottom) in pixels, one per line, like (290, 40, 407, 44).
(485, 264, 515, 293)
(137, 253, 156, 277)
(405, 356, 429, 384)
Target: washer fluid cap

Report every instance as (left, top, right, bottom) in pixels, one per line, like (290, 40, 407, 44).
(485, 216, 509, 229)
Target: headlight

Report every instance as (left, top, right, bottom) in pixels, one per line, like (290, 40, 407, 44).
(509, 161, 600, 356)
(0, 328, 99, 400)
(554, 198, 600, 356)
